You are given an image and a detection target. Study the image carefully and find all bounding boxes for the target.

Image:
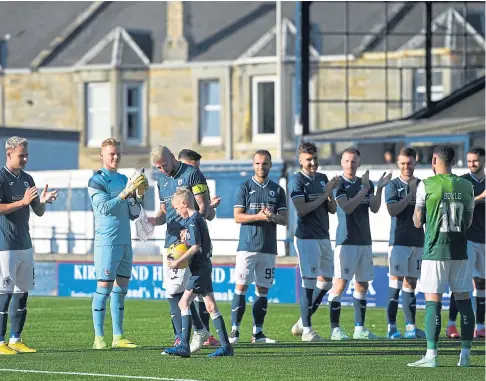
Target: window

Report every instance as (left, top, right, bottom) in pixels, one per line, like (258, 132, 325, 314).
(85, 82, 111, 147)
(123, 82, 143, 145)
(413, 69, 444, 111)
(252, 76, 276, 141)
(199, 80, 222, 145)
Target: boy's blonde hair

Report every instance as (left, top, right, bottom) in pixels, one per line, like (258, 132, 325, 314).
(172, 187, 195, 209)
(101, 138, 120, 149)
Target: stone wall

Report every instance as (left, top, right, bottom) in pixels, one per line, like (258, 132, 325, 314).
(1, 48, 469, 168)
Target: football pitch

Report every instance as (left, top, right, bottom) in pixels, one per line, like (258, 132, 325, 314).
(0, 297, 484, 381)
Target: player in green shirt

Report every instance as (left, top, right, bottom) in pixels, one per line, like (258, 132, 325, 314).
(408, 145, 475, 368)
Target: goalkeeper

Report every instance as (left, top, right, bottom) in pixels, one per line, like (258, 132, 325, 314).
(87, 138, 148, 350)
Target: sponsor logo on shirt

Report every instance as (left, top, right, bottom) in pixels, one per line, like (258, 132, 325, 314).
(250, 203, 274, 211)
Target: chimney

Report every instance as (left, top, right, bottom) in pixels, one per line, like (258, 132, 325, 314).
(163, 1, 189, 61)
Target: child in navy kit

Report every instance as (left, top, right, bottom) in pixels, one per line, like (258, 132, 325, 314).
(162, 187, 234, 358)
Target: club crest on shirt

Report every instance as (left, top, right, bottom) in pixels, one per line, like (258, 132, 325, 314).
(178, 179, 183, 186)
(269, 190, 275, 197)
(320, 180, 326, 191)
(3, 276, 12, 288)
(24, 181, 29, 187)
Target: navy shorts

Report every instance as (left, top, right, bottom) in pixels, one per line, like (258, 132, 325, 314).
(186, 266, 213, 295)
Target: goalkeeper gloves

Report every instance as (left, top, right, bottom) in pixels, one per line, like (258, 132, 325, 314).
(136, 175, 149, 199)
(120, 169, 146, 200)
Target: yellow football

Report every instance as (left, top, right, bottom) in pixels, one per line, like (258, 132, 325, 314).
(166, 242, 190, 269)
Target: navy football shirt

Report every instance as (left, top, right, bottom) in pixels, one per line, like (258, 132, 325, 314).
(385, 177, 424, 247)
(335, 175, 374, 246)
(234, 177, 287, 254)
(288, 171, 332, 240)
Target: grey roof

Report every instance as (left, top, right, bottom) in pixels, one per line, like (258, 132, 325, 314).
(120, 37, 147, 66)
(431, 88, 485, 118)
(86, 40, 113, 65)
(410, 76, 485, 119)
(0, 1, 93, 68)
(127, 30, 153, 62)
(0, 126, 79, 141)
(352, 2, 485, 53)
(308, 117, 483, 143)
(44, 1, 164, 67)
(0, 1, 484, 68)
(77, 26, 150, 67)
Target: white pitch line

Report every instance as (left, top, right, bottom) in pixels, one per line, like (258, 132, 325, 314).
(0, 369, 204, 381)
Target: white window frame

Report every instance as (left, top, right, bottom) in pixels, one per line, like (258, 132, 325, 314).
(414, 69, 444, 110)
(123, 82, 144, 146)
(85, 82, 111, 148)
(199, 79, 222, 146)
(252, 75, 276, 142)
